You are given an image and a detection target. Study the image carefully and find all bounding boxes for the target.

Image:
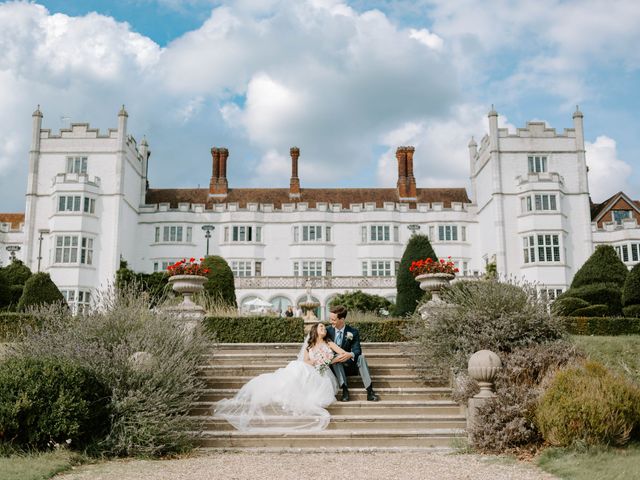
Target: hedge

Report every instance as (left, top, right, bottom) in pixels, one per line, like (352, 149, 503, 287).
(0, 313, 38, 342)
(564, 316, 640, 336)
(203, 316, 305, 343)
(202, 316, 410, 343)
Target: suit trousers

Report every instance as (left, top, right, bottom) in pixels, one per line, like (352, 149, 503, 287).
(331, 355, 372, 389)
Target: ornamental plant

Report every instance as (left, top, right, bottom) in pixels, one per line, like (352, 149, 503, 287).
(167, 257, 210, 277)
(396, 234, 437, 317)
(409, 256, 459, 276)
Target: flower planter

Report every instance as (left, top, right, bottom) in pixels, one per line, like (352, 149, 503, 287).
(167, 274, 207, 319)
(415, 273, 454, 303)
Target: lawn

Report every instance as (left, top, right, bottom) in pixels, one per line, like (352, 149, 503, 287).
(538, 443, 640, 480)
(0, 449, 80, 480)
(572, 334, 640, 384)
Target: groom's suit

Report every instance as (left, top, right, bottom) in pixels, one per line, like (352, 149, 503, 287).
(327, 324, 373, 389)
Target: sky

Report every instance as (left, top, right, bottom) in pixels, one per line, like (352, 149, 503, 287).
(1, 0, 640, 212)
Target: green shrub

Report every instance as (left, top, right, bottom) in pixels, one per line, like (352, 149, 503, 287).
(622, 263, 640, 309)
(0, 270, 11, 309)
(204, 316, 304, 343)
(551, 296, 589, 316)
(395, 234, 435, 317)
(0, 356, 110, 451)
(17, 273, 64, 312)
(0, 313, 38, 341)
(557, 283, 623, 316)
(571, 245, 628, 289)
(572, 304, 609, 317)
(1, 260, 32, 287)
(202, 256, 236, 308)
(13, 287, 209, 457)
(407, 280, 566, 374)
(115, 260, 169, 307)
(470, 341, 583, 452)
(330, 290, 392, 314)
(348, 318, 409, 342)
(623, 305, 640, 318)
(9, 285, 24, 307)
(564, 316, 640, 336)
(536, 361, 640, 447)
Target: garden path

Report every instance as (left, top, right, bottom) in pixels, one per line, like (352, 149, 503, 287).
(56, 452, 556, 480)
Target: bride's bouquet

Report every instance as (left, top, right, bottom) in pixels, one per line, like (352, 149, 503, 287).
(314, 348, 334, 375)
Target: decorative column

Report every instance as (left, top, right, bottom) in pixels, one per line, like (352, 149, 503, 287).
(466, 350, 502, 434)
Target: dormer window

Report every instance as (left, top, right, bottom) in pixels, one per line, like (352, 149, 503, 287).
(528, 155, 547, 173)
(66, 156, 88, 174)
(612, 210, 632, 224)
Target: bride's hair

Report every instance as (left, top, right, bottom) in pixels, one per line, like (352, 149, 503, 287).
(306, 322, 327, 350)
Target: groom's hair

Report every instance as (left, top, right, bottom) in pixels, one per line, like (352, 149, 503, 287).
(330, 305, 348, 319)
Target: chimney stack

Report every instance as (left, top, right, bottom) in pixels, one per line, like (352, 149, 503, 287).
(396, 147, 407, 198)
(209, 147, 229, 198)
(289, 147, 301, 198)
(406, 146, 417, 199)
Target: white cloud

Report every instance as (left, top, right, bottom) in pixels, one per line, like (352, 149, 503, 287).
(409, 28, 443, 50)
(586, 136, 633, 202)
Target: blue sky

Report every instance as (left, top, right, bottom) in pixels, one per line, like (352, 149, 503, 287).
(1, 0, 640, 212)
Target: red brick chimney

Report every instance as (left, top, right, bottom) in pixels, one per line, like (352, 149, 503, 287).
(396, 147, 407, 198)
(406, 146, 417, 199)
(289, 146, 301, 199)
(209, 147, 220, 194)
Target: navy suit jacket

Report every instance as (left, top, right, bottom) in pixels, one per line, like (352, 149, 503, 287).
(327, 324, 362, 362)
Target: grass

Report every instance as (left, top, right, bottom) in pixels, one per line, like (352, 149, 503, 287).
(571, 335, 640, 384)
(538, 443, 640, 480)
(0, 449, 83, 480)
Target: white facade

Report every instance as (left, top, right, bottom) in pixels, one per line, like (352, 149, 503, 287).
(6, 107, 639, 316)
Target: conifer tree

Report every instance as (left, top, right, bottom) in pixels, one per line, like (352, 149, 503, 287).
(395, 234, 437, 317)
(202, 256, 237, 307)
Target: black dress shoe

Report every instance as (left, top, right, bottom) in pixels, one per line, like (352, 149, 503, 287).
(366, 387, 380, 402)
(341, 386, 350, 402)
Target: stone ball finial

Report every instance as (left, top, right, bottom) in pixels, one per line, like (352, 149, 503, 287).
(468, 349, 502, 398)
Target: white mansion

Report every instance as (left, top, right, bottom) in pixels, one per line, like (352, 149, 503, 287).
(1, 107, 639, 318)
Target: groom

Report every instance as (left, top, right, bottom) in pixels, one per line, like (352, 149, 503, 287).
(327, 305, 380, 402)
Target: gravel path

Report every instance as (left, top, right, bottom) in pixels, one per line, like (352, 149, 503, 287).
(56, 452, 556, 480)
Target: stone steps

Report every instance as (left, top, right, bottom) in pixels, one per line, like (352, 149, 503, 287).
(192, 342, 465, 451)
(197, 429, 465, 449)
(198, 386, 453, 402)
(198, 414, 467, 431)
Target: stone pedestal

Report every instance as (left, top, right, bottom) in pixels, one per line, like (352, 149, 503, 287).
(415, 273, 454, 319)
(166, 275, 207, 320)
(466, 350, 502, 434)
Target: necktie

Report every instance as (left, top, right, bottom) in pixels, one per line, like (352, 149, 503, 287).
(336, 330, 343, 345)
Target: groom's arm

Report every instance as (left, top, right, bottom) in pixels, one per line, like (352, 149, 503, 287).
(350, 328, 362, 361)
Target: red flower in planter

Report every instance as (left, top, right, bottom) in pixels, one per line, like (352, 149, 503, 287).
(167, 258, 209, 277)
(409, 257, 459, 277)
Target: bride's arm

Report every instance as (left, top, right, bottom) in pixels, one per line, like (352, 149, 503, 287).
(328, 341, 351, 363)
(303, 348, 314, 366)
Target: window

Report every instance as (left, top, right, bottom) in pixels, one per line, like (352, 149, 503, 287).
(83, 197, 96, 214)
(370, 225, 390, 242)
(186, 227, 192, 243)
(153, 261, 158, 272)
(154, 227, 160, 243)
(326, 261, 332, 276)
(162, 226, 183, 242)
(438, 225, 458, 241)
(302, 225, 323, 242)
(523, 234, 560, 263)
(461, 226, 467, 242)
(55, 235, 93, 265)
(230, 226, 261, 242)
(77, 290, 91, 313)
(255, 261, 262, 277)
(326, 226, 332, 242)
(615, 244, 637, 263)
(612, 210, 632, 224)
(370, 260, 392, 277)
(632, 243, 639, 262)
(293, 261, 323, 277)
(361, 261, 368, 276)
(58, 195, 81, 212)
(523, 194, 557, 212)
(231, 261, 252, 277)
(80, 237, 93, 265)
(361, 226, 367, 243)
(428, 226, 434, 240)
(528, 155, 547, 173)
(540, 289, 563, 301)
(66, 156, 88, 174)
(393, 226, 399, 242)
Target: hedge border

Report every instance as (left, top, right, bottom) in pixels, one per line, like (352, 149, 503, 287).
(564, 316, 640, 336)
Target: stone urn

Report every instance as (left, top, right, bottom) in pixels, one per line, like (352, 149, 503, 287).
(415, 273, 454, 303)
(167, 274, 207, 319)
(467, 350, 502, 398)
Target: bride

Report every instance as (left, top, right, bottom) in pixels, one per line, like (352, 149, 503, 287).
(214, 322, 349, 431)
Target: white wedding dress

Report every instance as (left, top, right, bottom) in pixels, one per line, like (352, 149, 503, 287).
(214, 342, 339, 431)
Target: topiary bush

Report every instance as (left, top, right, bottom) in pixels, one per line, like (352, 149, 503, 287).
(555, 283, 624, 316)
(330, 290, 392, 314)
(202, 256, 236, 308)
(348, 318, 409, 342)
(1, 260, 32, 287)
(395, 234, 436, 317)
(564, 316, 640, 335)
(551, 296, 589, 316)
(17, 272, 64, 312)
(0, 356, 110, 451)
(571, 245, 628, 289)
(572, 304, 609, 317)
(204, 316, 304, 343)
(0, 270, 11, 310)
(622, 263, 640, 312)
(406, 279, 566, 375)
(623, 304, 640, 318)
(536, 361, 640, 447)
(469, 341, 583, 452)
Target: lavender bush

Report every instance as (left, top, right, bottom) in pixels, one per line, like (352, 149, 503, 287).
(7, 286, 209, 457)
